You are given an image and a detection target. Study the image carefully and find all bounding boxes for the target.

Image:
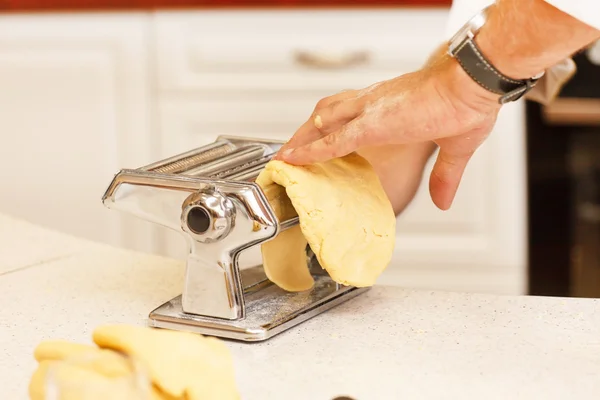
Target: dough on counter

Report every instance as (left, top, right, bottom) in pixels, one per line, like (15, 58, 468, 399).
(34, 341, 97, 362)
(256, 152, 396, 289)
(92, 324, 239, 400)
(29, 326, 239, 400)
(33, 340, 132, 377)
(29, 346, 165, 400)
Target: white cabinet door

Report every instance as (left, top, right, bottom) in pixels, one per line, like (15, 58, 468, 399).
(0, 14, 155, 254)
(385, 102, 527, 295)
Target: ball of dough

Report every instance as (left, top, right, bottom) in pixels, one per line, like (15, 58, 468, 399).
(29, 345, 162, 400)
(92, 324, 240, 400)
(29, 326, 239, 400)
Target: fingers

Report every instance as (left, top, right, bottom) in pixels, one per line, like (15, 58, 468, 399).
(275, 90, 365, 160)
(276, 118, 321, 155)
(313, 96, 366, 135)
(279, 118, 366, 165)
(428, 147, 473, 211)
(275, 90, 360, 157)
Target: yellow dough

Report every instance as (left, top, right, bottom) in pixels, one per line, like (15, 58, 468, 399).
(33, 340, 133, 378)
(29, 345, 165, 400)
(33, 341, 97, 362)
(256, 152, 396, 289)
(29, 325, 239, 400)
(29, 360, 165, 400)
(92, 324, 240, 400)
(255, 177, 314, 291)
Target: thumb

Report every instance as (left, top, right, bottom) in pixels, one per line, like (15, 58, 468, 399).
(279, 118, 365, 165)
(428, 147, 473, 211)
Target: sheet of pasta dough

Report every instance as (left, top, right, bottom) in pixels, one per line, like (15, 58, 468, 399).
(255, 178, 314, 291)
(255, 152, 396, 290)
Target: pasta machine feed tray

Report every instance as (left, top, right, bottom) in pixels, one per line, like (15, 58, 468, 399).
(101, 135, 368, 342)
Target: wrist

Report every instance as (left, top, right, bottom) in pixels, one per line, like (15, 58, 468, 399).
(431, 53, 501, 113)
(475, 32, 542, 80)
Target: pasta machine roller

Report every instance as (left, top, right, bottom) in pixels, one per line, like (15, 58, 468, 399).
(101, 135, 369, 342)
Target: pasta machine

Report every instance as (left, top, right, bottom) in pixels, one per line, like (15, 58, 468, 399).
(101, 135, 369, 342)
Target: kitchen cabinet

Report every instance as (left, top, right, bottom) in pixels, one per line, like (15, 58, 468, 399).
(0, 8, 527, 295)
(389, 101, 527, 295)
(0, 13, 156, 253)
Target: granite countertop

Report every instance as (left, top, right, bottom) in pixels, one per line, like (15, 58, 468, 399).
(1, 213, 599, 399)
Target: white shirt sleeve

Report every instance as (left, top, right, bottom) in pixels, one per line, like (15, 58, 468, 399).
(442, 0, 600, 104)
(445, 0, 600, 38)
(544, 0, 600, 30)
(444, 0, 495, 39)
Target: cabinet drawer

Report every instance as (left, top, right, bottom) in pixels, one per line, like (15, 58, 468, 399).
(154, 9, 449, 92)
(157, 95, 324, 157)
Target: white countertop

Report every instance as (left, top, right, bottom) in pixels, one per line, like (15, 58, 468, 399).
(1, 213, 599, 400)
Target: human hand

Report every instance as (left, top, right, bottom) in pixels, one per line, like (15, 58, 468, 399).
(275, 55, 500, 210)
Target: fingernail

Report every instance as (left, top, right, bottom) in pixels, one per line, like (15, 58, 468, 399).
(281, 149, 293, 159)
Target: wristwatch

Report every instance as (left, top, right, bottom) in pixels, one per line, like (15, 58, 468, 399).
(447, 6, 545, 104)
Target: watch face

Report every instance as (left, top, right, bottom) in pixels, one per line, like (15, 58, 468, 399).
(448, 6, 490, 56)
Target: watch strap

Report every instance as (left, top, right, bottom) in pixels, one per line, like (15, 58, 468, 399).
(452, 37, 541, 104)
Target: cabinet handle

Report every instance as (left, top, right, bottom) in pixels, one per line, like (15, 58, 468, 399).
(293, 50, 370, 70)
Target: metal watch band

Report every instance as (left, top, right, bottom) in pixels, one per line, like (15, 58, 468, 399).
(451, 37, 541, 104)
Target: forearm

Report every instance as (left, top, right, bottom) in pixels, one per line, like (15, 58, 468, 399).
(477, 0, 600, 79)
(357, 142, 437, 215)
